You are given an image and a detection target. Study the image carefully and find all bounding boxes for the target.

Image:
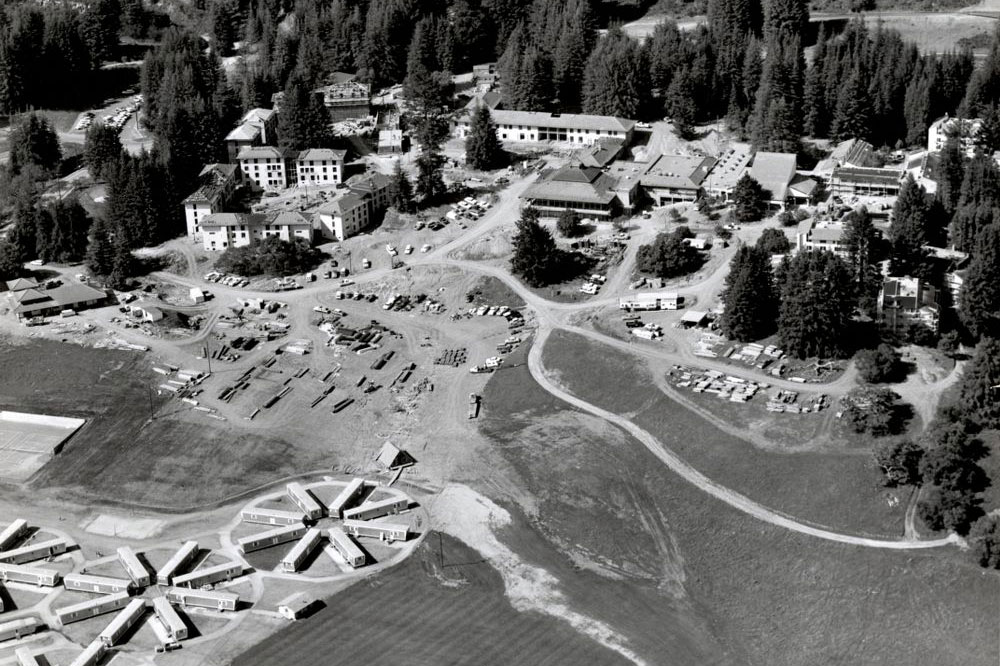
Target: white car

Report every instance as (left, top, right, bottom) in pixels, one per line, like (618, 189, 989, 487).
(404, 244, 413, 254)
(421, 244, 432, 252)
(340, 278, 355, 286)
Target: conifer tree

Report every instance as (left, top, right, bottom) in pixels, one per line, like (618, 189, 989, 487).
(415, 150, 447, 204)
(777, 250, 856, 358)
(9, 112, 61, 177)
(720, 246, 778, 341)
(842, 207, 883, 316)
(831, 68, 872, 142)
(950, 204, 995, 253)
(959, 224, 1000, 339)
(936, 137, 965, 214)
(388, 159, 414, 213)
(888, 175, 933, 277)
(84, 122, 123, 181)
(465, 106, 503, 171)
(582, 27, 648, 118)
(510, 207, 558, 287)
(733, 174, 769, 221)
(85, 216, 115, 277)
(278, 74, 331, 151)
(957, 336, 1000, 427)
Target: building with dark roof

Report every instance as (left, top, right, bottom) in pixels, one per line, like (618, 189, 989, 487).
(576, 138, 626, 168)
(520, 164, 622, 217)
(183, 163, 242, 241)
(200, 212, 312, 251)
(454, 110, 635, 146)
(314, 172, 393, 241)
(9, 283, 109, 321)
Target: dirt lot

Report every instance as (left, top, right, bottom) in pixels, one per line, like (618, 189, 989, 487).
(475, 331, 999, 666)
(233, 533, 632, 666)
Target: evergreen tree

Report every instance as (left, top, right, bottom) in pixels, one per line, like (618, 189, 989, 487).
(720, 246, 778, 341)
(957, 151, 1000, 210)
(582, 27, 648, 119)
(278, 74, 331, 151)
(950, 204, 995, 253)
(415, 150, 447, 204)
(777, 250, 856, 358)
(85, 216, 115, 277)
(957, 337, 1000, 426)
(977, 104, 1000, 154)
(636, 227, 703, 278)
(963, 22, 1000, 115)
(936, 137, 965, 214)
(959, 225, 1000, 339)
(0, 241, 23, 282)
(9, 112, 61, 176)
(84, 122, 123, 181)
(763, 0, 808, 43)
(733, 174, 769, 222)
(842, 207, 883, 315)
(517, 46, 553, 111)
(665, 69, 698, 138)
(80, 0, 120, 66)
(510, 207, 558, 287)
(831, 68, 872, 142)
(969, 516, 1000, 568)
(465, 106, 503, 171)
(388, 159, 414, 213)
(556, 209, 582, 237)
(888, 175, 933, 277)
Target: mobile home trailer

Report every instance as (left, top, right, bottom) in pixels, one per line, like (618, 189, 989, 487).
(55, 591, 131, 626)
(117, 546, 151, 587)
(342, 519, 409, 542)
(0, 617, 41, 642)
(147, 616, 174, 647)
(618, 291, 680, 311)
(63, 573, 133, 595)
(286, 482, 325, 520)
(68, 641, 105, 666)
(0, 538, 68, 564)
(165, 586, 239, 611)
(0, 520, 28, 551)
(98, 598, 146, 647)
(328, 527, 365, 568)
(172, 561, 242, 589)
(280, 528, 322, 573)
(15, 647, 43, 666)
(151, 596, 188, 640)
(237, 524, 307, 554)
(342, 496, 408, 521)
(328, 478, 367, 518)
(156, 541, 199, 585)
(241, 507, 306, 526)
(0, 562, 60, 587)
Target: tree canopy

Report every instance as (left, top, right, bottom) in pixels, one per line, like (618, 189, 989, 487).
(719, 245, 778, 341)
(465, 106, 504, 171)
(510, 207, 559, 287)
(733, 174, 770, 222)
(777, 250, 856, 358)
(636, 227, 704, 279)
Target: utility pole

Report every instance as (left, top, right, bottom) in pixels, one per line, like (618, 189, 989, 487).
(147, 386, 155, 422)
(205, 337, 212, 375)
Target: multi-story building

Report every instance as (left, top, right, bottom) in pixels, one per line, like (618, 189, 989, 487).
(314, 173, 392, 242)
(830, 166, 903, 197)
(639, 154, 715, 204)
(520, 163, 621, 218)
(225, 108, 278, 162)
(296, 149, 346, 187)
(238, 146, 296, 190)
(928, 115, 982, 158)
(314, 81, 371, 121)
(454, 110, 635, 146)
(200, 212, 312, 251)
(795, 219, 852, 259)
(182, 163, 242, 241)
(878, 277, 940, 334)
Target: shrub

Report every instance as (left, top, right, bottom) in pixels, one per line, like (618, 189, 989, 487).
(855, 344, 902, 383)
(216, 237, 322, 277)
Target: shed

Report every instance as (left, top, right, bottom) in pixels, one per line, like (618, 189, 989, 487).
(278, 593, 320, 621)
(375, 442, 416, 470)
(190, 288, 205, 304)
(131, 305, 164, 322)
(679, 310, 709, 327)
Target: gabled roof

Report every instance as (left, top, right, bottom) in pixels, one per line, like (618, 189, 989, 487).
(576, 138, 625, 168)
(750, 152, 797, 202)
(492, 110, 635, 133)
(640, 154, 714, 190)
(551, 164, 602, 184)
(346, 172, 392, 193)
(318, 192, 367, 216)
(522, 167, 619, 205)
(375, 442, 416, 469)
(238, 145, 295, 161)
(297, 148, 347, 162)
(13, 283, 106, 315)
(6, 277, 38, 292)
(464, 90, 502, 113)
(241, 108, 275, 124)
(226, 123, 261, 142)
(184, 163, 240, 205)
(10, 288, 47, 304)
(831, 166, 903, 186)
(201, 213, 268, 228)
(269, 211, 311, 227)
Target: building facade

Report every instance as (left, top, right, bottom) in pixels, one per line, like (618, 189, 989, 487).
(296, 149, 346, 187)
(238, 146, 297, 190)
(314, 172, 392, 242)
(928, 115, 981, 157)
(183, 163, 242, 241)
(454, 110, 635, 146)
(830, 167, 903, 197)
(225, 108, 278, 162)
(201, 212, 312, 251)
(878, 277, 940, 333)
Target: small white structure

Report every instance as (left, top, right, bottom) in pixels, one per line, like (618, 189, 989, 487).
(237, 524, 307, 554)
(328, 527, 365, 568)
(286, 482, 325, 520)
(98, 598, 146, 647)
(278, 592, 318, 621)
(241, 507, 306, 526)
(117, 546, 151, 588)
(172, 561, 242, 589)
(63, 573, 133, 595)
(618, 291, 679, 311)
(281, 528, 323, 573)
(14, 646, 43, 666)
(0, 562, 59, 587)
(342, 519, 409, 543)
(151, 595, 188, 641)
(190, 287, 206, 304)
(343, 496, 408, 521)
(165, 586, 238, 611)
(156, 541, 199, 586)
(55, 591, 131, 626)
(329, 478, 367, 518)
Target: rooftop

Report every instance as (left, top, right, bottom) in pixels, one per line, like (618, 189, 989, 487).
(522, 165, 619, 205)
(576, 138, 626, 168)
(225, 123, 261, 142)
(201, 213, 267, 228)
(317, 192, 367, 215)
(704, 142, 754, 191)
(238, 146, 296, 161)
(832, 166, 903, 186)
(491, 110, 635, 133)
(13, 283, 107, 316)
(183, 163, 240, 205)
(640, 154, 714, 190)
(750, 151, 797, 202)
(241, 108, 275, 124)
(298, 148, 347, 162)
(6, 277, 38, 292)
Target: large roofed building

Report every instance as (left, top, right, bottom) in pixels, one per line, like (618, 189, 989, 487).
(830, 167, 903, 197)
(749, 151, 798, 205)
(455, 109, 635, 146)
(200, 212, 313, 251)
(225, 108, 278, 162)
(314, 81, 371, 121)
(7, 282, 109, 321)
(520, 164, 621, 217)
(238, 146, 297, 191)
(296, 148, 347, 187)
(639, 154, 715, 204)
(182, 163, 242, 241)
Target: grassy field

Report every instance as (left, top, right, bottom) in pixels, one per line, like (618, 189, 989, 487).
(0, 339, 319, 509)
(233, 533, 633, 666)
(540, 330, 908, 537)
(474, 331, 999, 666)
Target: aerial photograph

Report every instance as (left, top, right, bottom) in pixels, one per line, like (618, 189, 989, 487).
(1, 0, 1000, 664)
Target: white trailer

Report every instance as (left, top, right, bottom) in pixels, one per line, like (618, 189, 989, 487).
(342, 496, 408, 521)
(165, 586, 238, 611)
(618, 291, 680, 311)
(328, 478, 367, 518)
(286, 482, 325, 520)
(98, 598, 146, 647)
(156, 541, 199, 586)
(151, 596, 188, 640)
(63, 573, 133, 595)
(117, 546, 151, 587)
(172, 561, 242, 589)
(328, 527, 365, 568)
(0, 520, 28, 551)
(280, 528, 322, 573)
(241, 507, 306, 526)
(56, 591, 131, 626)
(0, 562, 60, 587)
(68, 640, 105, 666)
(343, 519, 409, 543)
(0, 538, 68, 564)
(237, 524, 307, 554)
(147, 615, 174, 647)
(15, 646, 43, 666)
(0, 617, 41, 642)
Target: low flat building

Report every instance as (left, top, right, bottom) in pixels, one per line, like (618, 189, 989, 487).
(183, 163, 242, 241)
(520, 164, 621, 218)
(10, 283, 109, 321)
(238, 146, 297, 191)
(296, 148, 346, 187)
(201, 212, 312, 251)
(455, 109, 635, 146)
(639, 154, 714, 205)
(830, 167, 903, 197)
(377, 129, 405, 155)
(576, 138, 626, 168)
(878, 277, 940, 333)
(814, 138, 876, 175)
(704, 142, 754, 201)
